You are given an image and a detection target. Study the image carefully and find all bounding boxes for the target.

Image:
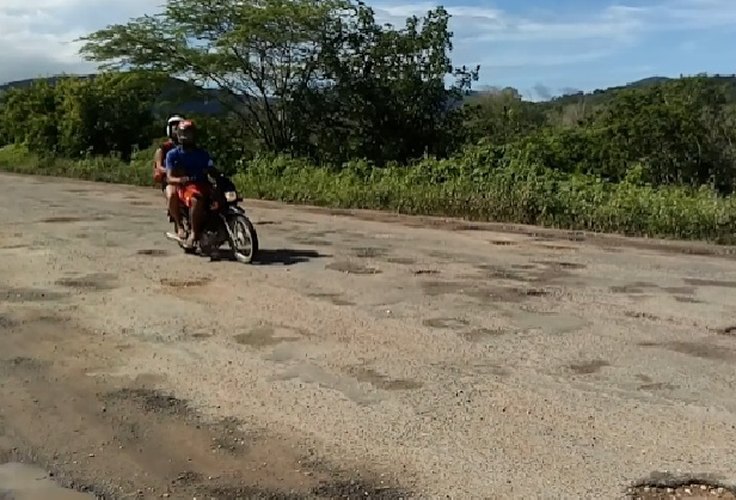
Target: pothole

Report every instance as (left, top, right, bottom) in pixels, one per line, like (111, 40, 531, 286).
(160, 277, 211, 288)
(326, 261, 381, 275)
(56, 273, 117, 290)
(352, 247, 387, 258)
(719, 325, 736, 336)
(0, 462, 94, 499)
(137, 249, 169, 256)
(422, 317, 470, 330)
(629, 483, 736, 499)
(413, 269, 439, 275)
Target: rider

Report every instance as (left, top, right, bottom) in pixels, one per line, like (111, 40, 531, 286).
(165, 119, 217, 249)
(153, 114, 185, 221)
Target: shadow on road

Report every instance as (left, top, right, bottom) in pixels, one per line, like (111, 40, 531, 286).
(253, 248, 330, 266)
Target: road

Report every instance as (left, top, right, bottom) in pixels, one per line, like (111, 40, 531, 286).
(1, 172, 736, 499)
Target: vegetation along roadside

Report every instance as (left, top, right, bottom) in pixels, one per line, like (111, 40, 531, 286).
(2, 0, 736, 244)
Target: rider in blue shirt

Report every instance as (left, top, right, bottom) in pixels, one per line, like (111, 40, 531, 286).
(165, 120, 217, 249)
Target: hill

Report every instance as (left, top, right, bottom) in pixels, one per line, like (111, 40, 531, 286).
(549, 74, 736, 106)
(5, 73, 736, 113)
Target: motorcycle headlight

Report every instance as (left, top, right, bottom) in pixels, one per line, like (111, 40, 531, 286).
(224, 191, 237, 202)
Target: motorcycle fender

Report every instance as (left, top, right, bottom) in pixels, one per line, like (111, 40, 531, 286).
(226, 205, 245, 216)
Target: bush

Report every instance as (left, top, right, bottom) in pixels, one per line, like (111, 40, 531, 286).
(3, 142, 735, 244)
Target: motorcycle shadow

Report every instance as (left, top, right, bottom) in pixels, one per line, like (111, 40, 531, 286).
(211, 248, 330, 266)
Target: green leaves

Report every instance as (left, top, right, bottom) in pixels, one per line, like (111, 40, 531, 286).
(78, 0, 478, 164)
(0, 73, 163, 160)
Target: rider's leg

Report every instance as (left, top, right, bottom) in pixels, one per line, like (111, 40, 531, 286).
(168, 185, 186, 238)
(188, 195, 206, 246)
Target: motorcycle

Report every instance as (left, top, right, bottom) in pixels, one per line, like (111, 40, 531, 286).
(165, 173, 259, 264)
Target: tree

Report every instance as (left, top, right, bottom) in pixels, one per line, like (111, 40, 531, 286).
(463, 87, 546, 146)
(78, 0, 478, 164)
(1, 80, 60, 155)
(55, 72, 163, 159)
(0, 73, 162, 160)
(598, 77, 736, 190)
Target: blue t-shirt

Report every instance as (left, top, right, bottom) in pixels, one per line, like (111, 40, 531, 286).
(165, 146, 214, 182)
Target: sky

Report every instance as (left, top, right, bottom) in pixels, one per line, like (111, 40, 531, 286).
(1, 0, 735, 100)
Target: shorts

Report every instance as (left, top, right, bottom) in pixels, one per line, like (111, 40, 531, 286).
(177, 181, 211, 208)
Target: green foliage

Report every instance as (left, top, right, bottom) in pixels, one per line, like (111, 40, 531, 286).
(0, 73, 163, 160)
(3, 142, 736, 244)
(79, 0, 478, 164)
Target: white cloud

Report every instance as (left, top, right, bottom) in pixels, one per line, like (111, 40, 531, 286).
(1, 0, 735, 87)
(0, 0, 159, 83)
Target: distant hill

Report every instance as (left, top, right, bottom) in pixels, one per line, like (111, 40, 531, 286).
(549, 74, 736, 106)
(4, 73, 736, 111)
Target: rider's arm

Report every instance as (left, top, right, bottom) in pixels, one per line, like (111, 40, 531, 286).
(164, 149, 190, 185)
(153, 147, 164, 170)
(205, 156, 220, 177)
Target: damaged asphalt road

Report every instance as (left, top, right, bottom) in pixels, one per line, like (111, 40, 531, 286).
(1, 172, 736, 499)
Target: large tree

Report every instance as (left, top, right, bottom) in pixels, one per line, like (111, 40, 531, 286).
(79, 0, 478, 164)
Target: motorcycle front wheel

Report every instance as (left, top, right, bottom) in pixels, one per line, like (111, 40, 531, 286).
(227, 214, 259, 264)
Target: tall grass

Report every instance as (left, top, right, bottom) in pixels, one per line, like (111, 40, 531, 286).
(2, 143, 735, 244)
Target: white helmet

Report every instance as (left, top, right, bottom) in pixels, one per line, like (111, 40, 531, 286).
(166, 114, 185, 138)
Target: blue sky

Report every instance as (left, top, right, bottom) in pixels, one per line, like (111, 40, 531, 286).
(1, 0, 734, 99)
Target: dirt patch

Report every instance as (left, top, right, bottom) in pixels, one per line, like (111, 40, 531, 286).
(105, 388, 190, 417)
(422, 317, 470, 330)
(463, 286, 550, 303)
(640, 341, 736, 362)
(512, 264, 537, 270)
(719, 325, 736, 336)
(137, 249, 169, 256)
(535, 243, 578, 251)
(0, 287, 66, 302)
(629, 472, 736, 499)
(0, 313, 17, 329)
(0, 462, 94, 499)
(421, 280, 466, 296)
(624, 311, 660, 321)
(386, 257, 417, 265)
(0, 356, 47, 372)
(684, 278, 736, 288)
(312, 479, 411, 499)
(675, 296, 702, 303)
(190, 332, 212, 340)
(475, 264, 528, 281)
(662, 286, 696, 295)
(461, 328, 506, 342)
(413, 269, 439, 275)
(326, 261, 382, 275)
(638, 382, 679, 391)
(611, 282, 657, 294)
(56, 273, 117, 291)
(234, 326, 301, 348)
(160, 276, 211, 288)
(569, 359, 610, 375)
(307, 293, 355, 306)
(290, 234, 334, 246)
(534, 260, 587, 270)
(352, 247, 388, 258)
(349, 367, 423, 391)
(39, 215, 107, 223)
